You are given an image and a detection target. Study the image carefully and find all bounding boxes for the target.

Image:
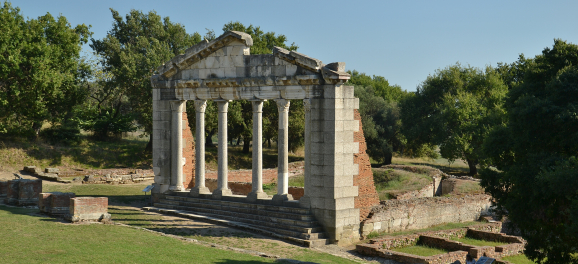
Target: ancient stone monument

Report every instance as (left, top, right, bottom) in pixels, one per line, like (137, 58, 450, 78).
(151, 31, 370, 245)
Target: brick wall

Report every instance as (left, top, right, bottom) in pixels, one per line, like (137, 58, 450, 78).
(182, 113, 195, 189)
(0, 181, 7, 198)
(353, 109, 380, 220)
(39, 192, 76, 215)
(18, 179, 42, 205)
(68, 197, 111, 222)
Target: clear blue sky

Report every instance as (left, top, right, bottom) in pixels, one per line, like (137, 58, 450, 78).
(10, 0, 578, 91)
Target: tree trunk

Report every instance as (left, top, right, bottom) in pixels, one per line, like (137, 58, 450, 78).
(466, 158, 478, 175)
(144, 136, 152, 153)
(267, 138, 271, 149)
(384, 151, 393, 165)
(242, 136, 250, 153)
(32, 122, 42, 139)
(206, 131, 215, 147)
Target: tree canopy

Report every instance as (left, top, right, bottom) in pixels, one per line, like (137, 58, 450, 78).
(0, 2, 91, 137)
(91, 8, 201, 147)
(480, 40, 578, 263)
(401, 64, 508, 174)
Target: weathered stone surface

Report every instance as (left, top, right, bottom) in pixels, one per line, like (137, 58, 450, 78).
(18, 179, 42, 205)
(45, 168, 59, 173)
(0, 181, 8, 198)
(67, 197, 110, 222)
(23, 166, 37, 173)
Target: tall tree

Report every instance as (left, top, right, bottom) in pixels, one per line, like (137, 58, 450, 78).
(91, 8, 201, 149)
(481, 40, 578, 263)
(0, 2, 91, 136)
(401, 64, 508, 175)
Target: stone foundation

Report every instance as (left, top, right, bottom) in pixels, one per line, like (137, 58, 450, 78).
(3, 179, 42, 205)
(0, 181, 8, 199)
(39, 192, 76, 215)
(67, 197, 111, 222)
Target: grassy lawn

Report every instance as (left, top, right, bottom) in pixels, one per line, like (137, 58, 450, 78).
(390, 245, 448, 256)
(0, 205, 277, 264)
(365, 221, 479, 240)
(502, 254, 538, 264)
(40, 183, 356, 264)
(451, 236, 505, 247)
(372, 168, 432, 200)
(391, 156, 470, 176)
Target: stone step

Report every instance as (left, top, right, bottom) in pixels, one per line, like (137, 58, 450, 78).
(159, 198, 315, 221)
(143, 206, 328, 248)
(164, 195, 312, 215)
(154, 202, 324, 235)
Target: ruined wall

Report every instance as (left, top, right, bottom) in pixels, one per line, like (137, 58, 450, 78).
(353, 110, 380, 220)
(182, 113, 195, 189)
(362, 194, 492, 235)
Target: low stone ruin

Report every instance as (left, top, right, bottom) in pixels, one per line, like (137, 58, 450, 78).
(67, 197, 111, 223)
(39, 192, 76, 215)
(1, 179, 42, 206)
(23, 166, 70, 183)
(357, 222, 526, 263)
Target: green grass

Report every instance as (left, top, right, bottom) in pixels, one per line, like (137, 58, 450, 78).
(451, 236, 506, 247)
(502, 254, 538, 264)
(0, 205, 277, 264)
(366, 221, 479, 240)
(391, 245, 449, 256)
(0, 135, 150, 172)
(40, 183, 356, 264)
(372, 168, 432, 200)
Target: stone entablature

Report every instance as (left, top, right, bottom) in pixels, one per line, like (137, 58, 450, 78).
(151, 31, 361, 245)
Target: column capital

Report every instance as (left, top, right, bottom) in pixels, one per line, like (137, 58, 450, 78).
(303, 99, 312, 112)
(194, 100, 207, 113)
(215, 100, 230, 113)
(275, 99, 290, 113)
(170, 100, 186, 112)
(251, 100, 264, 113)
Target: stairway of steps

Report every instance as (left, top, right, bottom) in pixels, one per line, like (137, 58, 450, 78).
(143, 192, 328, 247)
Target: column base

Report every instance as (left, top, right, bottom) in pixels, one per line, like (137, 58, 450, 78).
(168, 185, 185, 192)
(189, 186, 211, 197)
(298, 196, 312, 209)
(212, 189, 232, 200)
(247, 191, 269, 202)
(272, 194, 293, 205)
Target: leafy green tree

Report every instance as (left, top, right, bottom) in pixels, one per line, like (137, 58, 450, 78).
(0, 2, 91, 137)
(354, 85, 403, 164)
(91, 8, 201, 149)
(348, 70, 406, 102)
(480, 40, 578, 263)
(401, 64, 508, 175)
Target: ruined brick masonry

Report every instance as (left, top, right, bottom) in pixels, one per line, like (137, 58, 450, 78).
(182, 113, 195, 189)
(353, 109, 380, 221)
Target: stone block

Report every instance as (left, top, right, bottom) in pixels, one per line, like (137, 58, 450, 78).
(0, 181, 7, 198)
(68, 197, 111, 222)
(272, 65, 286, 76)
(236, 67, 246, 78)
(18, 179, 42, 205)
(286, 64, 297, 76)
(199, 69, 210, 79)
(343, 85, 354, 98)
(224, 67, 236, 78)
(39, 193, 52, 213)
(23, 166, 36, 173)
(45, 168, 59, 174)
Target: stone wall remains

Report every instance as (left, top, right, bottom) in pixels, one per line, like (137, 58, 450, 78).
(203, 179, 304, 200)
(353, 110, 380, 220)
(182, 113, 195, 189)
(0, 180, 8, 198)
(68, 197, 111, 222)
(3, 179, 42, 206)
(39, 192, 76, 215)
(361, 194, 492, 236)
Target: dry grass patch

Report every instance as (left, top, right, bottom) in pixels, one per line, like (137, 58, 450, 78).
(372, 168, 432, 200)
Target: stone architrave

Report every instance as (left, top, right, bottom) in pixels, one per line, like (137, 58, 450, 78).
(190, 100, 210, 196)
(247, 100, 268, 201)
(169, 100, 186, 191)
(272, 99, 293, 203)
(213, 100, 232, 199)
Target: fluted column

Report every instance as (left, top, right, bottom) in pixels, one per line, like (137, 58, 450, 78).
(190, 100, 210, 196)
(213, 100, 232, 199)
(248, 100, 268, 201)
(273, 99, 293, 202)
(169, 100, 186, 191)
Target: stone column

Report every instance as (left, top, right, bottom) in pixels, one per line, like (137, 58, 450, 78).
(190, 100, 210, 196)
(248, 100, 268, 201)
(213, 100, 232, 199)
(273, 99, 293, 202)
(169, 100, 186, 191)
(299, 99, 312, 208)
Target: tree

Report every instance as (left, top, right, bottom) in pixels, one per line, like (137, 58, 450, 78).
(480, 40, 578, 263)
(401, 64, 508, 175)
(91, 8, 201, 150)
(0, 2, 91, 137)
(348, 70, 406, 102)
(354, 85, 403, 164)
